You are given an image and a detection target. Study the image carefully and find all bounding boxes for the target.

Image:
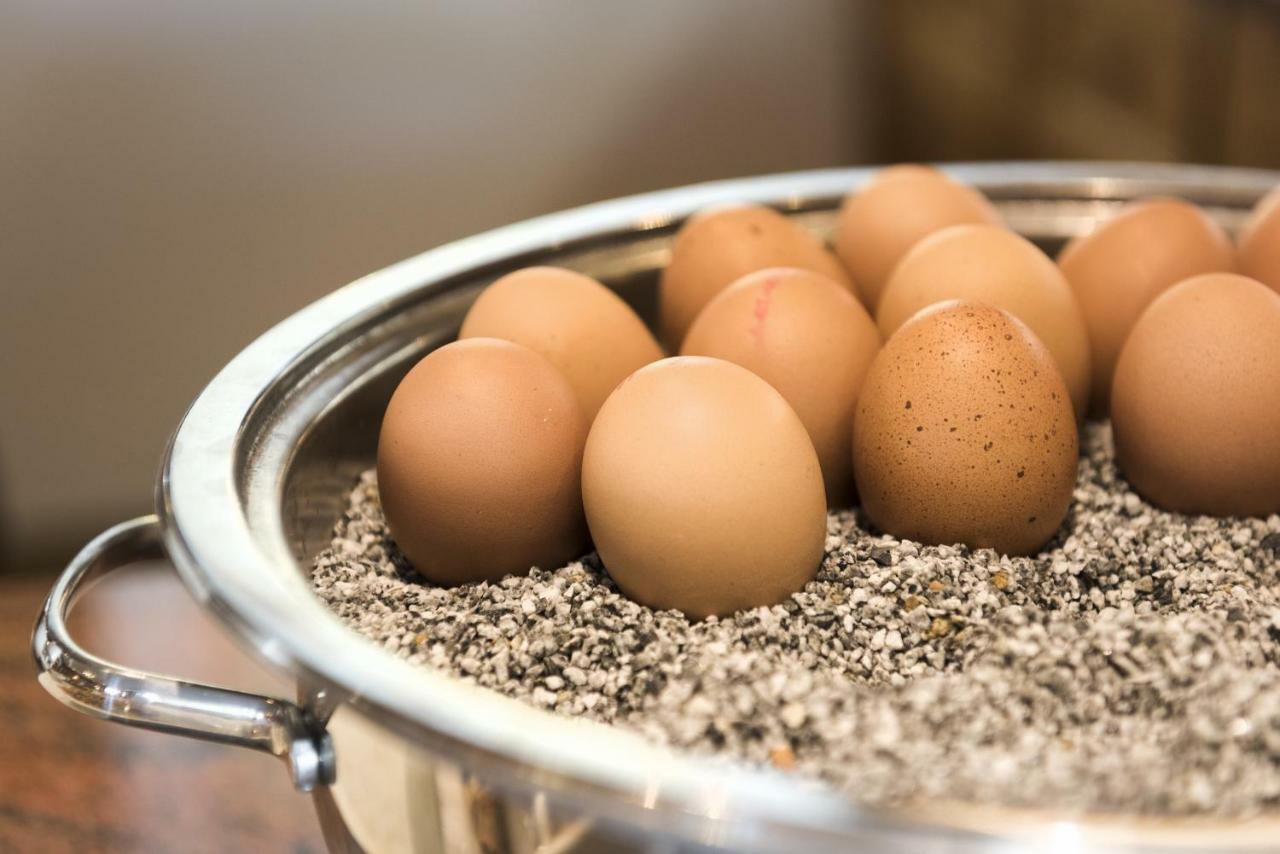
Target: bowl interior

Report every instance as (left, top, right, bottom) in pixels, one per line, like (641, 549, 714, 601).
(180, 164, 1278, 850)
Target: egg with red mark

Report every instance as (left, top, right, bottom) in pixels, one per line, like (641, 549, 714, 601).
(681, 267, 881, 504)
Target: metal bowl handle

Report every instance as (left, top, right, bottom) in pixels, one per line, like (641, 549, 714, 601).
(30, 515, 335, 792)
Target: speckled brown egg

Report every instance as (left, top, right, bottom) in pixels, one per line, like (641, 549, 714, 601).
(582, 356, 826, 619)
(1237, 185, 1280, 297)
(459, 266, 663, 421)
(681, 267, 881, 505)
(852, 302, 1078, 555)
(659, 205, 857, 348)
(377, 338, 589, 585)
(1111, 273, 1280, 517)
(1057, 197, 1234, 416)
(878, 224, 1092, 419)
(834, 165, 1003, 311)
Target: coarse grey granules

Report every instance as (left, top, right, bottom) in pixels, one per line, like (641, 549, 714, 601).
(311, 424, 1280, 816)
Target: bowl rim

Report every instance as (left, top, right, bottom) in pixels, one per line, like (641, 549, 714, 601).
(159, 161, 1280, 851)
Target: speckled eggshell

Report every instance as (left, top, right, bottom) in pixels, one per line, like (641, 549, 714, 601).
(459, 266, 664, 421)
(376, 338, 589, 585)
(680, 267, 881, 505)
(878, 224, 1092, 419)
(582, 356, 827, 619)
(852, 302, 1078, 555)
(834, 165, 1003, 311)
(1237, 185, 1280, 297)
(1111, 273, 1280, 517)
(1057, 198, 1234, 416)
(659, 205, 857, 348)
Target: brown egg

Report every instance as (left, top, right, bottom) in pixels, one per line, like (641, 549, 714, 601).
(582, 357, 826, 618)
(459, 266, 663, 420)
(853, 302, 1078, 555)
(377, 338, 589, 585)
(878, 224, 1092, 419)
(681, 267, 881, 505)
(834, 165, 1002, 311)
(1057, 197, 1234, 416)
(1111, 274, 1280, 517)
(659, 205, 857, 348)
(1237, 185, 1280, 297)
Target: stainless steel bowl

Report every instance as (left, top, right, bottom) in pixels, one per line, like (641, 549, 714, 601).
(33, 162, 1280, 853)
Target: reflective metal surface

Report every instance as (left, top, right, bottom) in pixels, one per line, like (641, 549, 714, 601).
(35, 163, 1280, 851)
(31, 515, 335, 792)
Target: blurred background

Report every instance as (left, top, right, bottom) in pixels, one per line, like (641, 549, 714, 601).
(4, 0, 1280, 576)
(4, 2, 1280, 850)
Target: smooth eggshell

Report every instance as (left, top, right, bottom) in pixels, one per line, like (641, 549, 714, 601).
(1237, 185, 1280, 297)
(1057, 197, 1234, 416)
(681, 267, 881, 505)
(659, 205, 857, 348)
(878, 224, 1092, 419)
(835, 166, 1002, 311)
(377, 338, 589, 585)
(853, 302, 1078, 555)
(1111, 273, 1280, 517)
(582, 357, 827, 619)
(459, 266, 663, 420)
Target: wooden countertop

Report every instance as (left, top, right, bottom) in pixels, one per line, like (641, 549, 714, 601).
(1, 566, 326, 853)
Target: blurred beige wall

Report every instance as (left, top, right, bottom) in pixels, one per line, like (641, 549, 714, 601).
(0, 2, 877, 571)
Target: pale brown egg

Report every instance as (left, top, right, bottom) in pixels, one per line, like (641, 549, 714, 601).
(878, 224, 1092, 419)
(459, 266, 663, 421)
(1111, 273, 1280, 517)
(582, 357, 826, 618)
(1057, 197, 1234, 416)
(659, 205, 857, 348)
(853, 302, 1078, 555)
(681, 267, 881, 505)
(1236, 185, 1280, 297)
(834, 165, 1002, 311)
(377, 338, 589, 585)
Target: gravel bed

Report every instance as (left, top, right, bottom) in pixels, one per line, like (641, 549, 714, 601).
(311, 423, 1280, 816)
